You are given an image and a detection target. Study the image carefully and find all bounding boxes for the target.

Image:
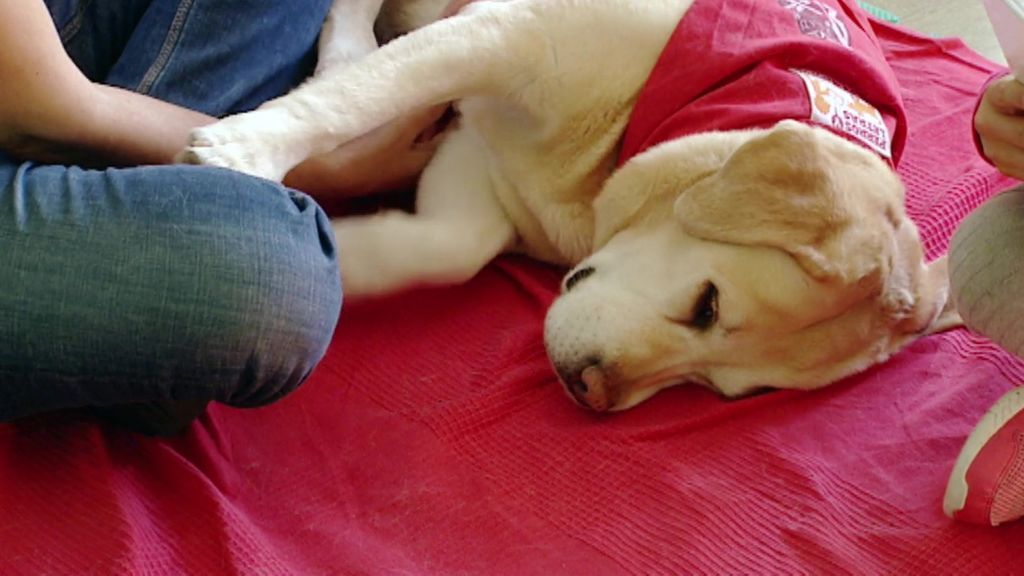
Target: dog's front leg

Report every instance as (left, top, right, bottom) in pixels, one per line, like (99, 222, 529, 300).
(178, 2, 540, 182)
(332, 129, 515, 297)
(316, 0, 386, 74)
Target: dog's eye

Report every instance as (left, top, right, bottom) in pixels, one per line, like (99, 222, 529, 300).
(690, 282, 718, 330)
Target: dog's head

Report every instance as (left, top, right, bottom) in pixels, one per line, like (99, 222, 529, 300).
(544, 120, 960, 411)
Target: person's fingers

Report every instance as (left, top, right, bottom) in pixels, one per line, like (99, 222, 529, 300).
(982, 140, 1024, 180)
(322, 104, 448, 158)
(985, 75, 1024, 113)
(977, 100, 1024, 149)
(398, 104, 451, 142)
(398, 146, 437, 182)
(363, 143, 437, 193)
(357, 105, 449, 150)
(441, 0, 478, 18)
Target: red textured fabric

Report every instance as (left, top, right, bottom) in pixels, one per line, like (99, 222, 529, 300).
(620, 0, 907, 166)
(992, 433, 1024, 525)
(2, 18, 1023, 576)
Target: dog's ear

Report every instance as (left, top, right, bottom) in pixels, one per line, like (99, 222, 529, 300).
(674, 121, 958, 334)
(673, 120, 901, 284)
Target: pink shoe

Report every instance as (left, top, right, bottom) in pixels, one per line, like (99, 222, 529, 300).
(944, 387, 1024, 526)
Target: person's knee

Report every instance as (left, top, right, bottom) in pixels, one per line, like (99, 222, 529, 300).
(949, 184, 1024, 356)
(233, 214, 340, 407)
(175, 171, 343, 407)
(229, 197, 340, 408)
(0, 164, 341, 418)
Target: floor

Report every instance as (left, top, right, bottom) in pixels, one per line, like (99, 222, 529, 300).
(868, 0, 1005, 64)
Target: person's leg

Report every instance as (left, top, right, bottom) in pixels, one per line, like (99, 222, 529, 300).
(22, 0, 339, 434)
(45, 0, 334, 116)
(44, 0, 153, 83)
(106, 0, 333, 116)
(949, 187, 1024, 358)
(0, 156, 341, 431)
(944, 185, 1024, 525)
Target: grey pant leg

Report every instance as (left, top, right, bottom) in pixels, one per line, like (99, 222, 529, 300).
(949, 185, 1024, 358)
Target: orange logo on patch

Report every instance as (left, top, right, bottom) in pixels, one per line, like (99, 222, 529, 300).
(810, 77, 834, 115)
(795, 70, 892, 158)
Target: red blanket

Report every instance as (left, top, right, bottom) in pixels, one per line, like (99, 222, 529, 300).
(2, 19, 1022, 575)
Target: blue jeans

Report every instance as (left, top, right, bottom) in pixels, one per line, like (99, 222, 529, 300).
(0, 0, 340, 423)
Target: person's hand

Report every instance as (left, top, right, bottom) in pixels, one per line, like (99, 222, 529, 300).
(283, 0, 479, 198)
(442, 0, 479, 17)
(283, 104, 452, 198)
(975, 74, 1024, 180)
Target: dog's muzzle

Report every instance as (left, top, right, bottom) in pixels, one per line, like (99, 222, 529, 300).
(553, 359, 615, 412)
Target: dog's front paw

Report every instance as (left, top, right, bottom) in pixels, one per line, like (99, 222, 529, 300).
(333, 213, 433, 298)
(177, 109, 306, 182)
(333, 218, 393, 298)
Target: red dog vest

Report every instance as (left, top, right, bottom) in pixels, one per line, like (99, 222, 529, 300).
(619, 0, 907, 167)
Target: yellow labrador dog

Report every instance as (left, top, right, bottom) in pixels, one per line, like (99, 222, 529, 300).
(179, 0, 960, 411)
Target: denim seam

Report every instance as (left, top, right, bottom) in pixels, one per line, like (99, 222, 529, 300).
(136, 0, 196, 95)
(56, 0, 95, 45)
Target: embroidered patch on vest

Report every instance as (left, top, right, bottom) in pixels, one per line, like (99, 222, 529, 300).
(794, 70, 892, 158)
(780, 0, 851, 47)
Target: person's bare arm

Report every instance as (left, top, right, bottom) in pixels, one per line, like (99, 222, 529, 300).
(0, 0, 447, 198)
(0, 0, 214, 166)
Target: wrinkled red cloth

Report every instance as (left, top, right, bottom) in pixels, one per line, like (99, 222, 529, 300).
(621, 0, 906, 166)
(2, 17, 1022, 576)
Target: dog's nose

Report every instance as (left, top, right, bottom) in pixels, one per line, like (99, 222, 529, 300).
(563, 265, 595, 292)
(557, 361, 614, 412)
